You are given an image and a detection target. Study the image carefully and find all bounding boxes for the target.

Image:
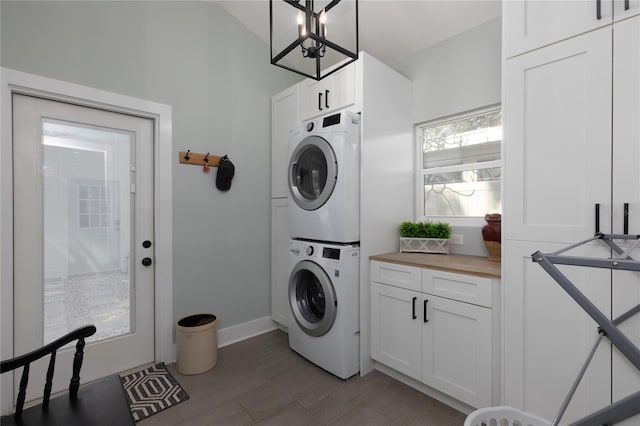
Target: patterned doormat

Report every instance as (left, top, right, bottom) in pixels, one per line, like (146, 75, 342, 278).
(120, 362, 189, 422)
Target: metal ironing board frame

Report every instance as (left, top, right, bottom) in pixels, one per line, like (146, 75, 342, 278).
(532, 233, 640, 426)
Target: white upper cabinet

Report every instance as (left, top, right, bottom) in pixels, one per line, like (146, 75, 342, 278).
(612, 15, 640, 235)
(503, 0, 612, 58)
(504, 0, 640, 58)
(503, 27, 612, 243)
(271, 85, 299, 198)
(614, 0, 640, 21)
(299, 64, 356, 121)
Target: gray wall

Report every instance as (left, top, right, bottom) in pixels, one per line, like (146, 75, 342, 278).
(1, 1, 299, 329)
(392, 17, 502, 256)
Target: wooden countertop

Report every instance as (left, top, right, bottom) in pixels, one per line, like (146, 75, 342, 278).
(370, 252, 501, 278)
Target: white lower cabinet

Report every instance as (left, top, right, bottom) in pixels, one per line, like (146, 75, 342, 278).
(422, 294, 492, 408)
(370, 260, 499, 409)
(371, 281, 422, 379)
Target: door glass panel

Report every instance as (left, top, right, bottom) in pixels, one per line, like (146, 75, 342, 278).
(295, 270, 325, 323)
(42, 119, 134, 344)
(295, 146, 327, 201)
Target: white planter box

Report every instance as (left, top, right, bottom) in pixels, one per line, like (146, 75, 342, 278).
(400, 238, 450, 254)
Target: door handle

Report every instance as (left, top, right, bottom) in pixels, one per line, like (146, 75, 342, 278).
(423, 299, 429, 323)
(318, 92, 323, 111)
(624, 203, 629, 234)
(291, 163, 298, 187)
(412, 297, 417, 319)
(625, 0, 630, 10)
(596, 0, 602, 19)
(325, 89, 330, 109)
(595, 203, 601, 234)
(142, 257, 152, 267)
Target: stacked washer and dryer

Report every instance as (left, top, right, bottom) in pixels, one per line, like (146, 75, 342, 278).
(286, 109, 361, 379)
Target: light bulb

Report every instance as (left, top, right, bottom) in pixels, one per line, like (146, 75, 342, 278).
(297, 11, 305, 37)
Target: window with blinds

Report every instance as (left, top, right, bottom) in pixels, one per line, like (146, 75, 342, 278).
(417, 106, 502, 219)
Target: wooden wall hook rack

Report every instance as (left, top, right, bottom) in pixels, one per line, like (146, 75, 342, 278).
(179, 151, 222, 167)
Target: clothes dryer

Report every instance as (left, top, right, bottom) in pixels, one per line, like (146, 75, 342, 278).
(288, 110, 360, 243)
(287, 239, 360, 379)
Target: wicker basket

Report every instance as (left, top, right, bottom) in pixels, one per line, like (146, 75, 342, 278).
(399, 237, 450, 254)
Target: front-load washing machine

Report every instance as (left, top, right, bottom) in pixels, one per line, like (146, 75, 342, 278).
(288, 109, 360, 243)
(287, 239, 360, 379)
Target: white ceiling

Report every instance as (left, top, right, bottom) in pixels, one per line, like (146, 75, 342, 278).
(215, 0, 502, 67)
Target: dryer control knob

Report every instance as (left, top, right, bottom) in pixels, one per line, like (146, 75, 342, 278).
(306, 122, 314, 132)
(306, 246, 314, 256)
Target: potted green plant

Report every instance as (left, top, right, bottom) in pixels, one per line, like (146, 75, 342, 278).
(399, 220, 452, 254)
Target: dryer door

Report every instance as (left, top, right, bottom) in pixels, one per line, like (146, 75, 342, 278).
(289, 260, 337, 337)
(289, 135, 338, 211)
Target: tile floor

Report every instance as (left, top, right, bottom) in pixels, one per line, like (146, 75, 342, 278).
(140, 330, 467, 425)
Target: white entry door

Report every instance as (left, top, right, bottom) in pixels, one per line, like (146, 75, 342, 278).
(12, 94, 155, 400)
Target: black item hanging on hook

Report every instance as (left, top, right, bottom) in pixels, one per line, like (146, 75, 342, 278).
(216, 155, 235, 191)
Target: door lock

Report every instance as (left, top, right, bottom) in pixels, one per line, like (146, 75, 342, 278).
(142, 240, 152, 248)
(141, 257, 153, 266)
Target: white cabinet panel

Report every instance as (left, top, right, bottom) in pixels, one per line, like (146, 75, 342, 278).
(503, 0, 612, 58)
(271, 85, 299, 198)
(422, 269, 493, 308)
(612, 16, 640, 235)
(422, 294, 492, 408)
(503, 240, 612, 423)
(270, 199, 290, 326)
(370, 281, 422, 380)
(503, 28, 612, 243)
(371, 260, 421, 292)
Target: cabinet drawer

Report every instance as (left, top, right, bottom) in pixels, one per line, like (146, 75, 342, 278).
(371, 260, 421, 292)
(422, 269, 493, 308)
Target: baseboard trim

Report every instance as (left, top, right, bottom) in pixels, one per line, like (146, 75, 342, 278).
(217, 316, 279, 348)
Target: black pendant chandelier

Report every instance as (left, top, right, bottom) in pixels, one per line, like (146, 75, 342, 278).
(270, 0, 359, 81)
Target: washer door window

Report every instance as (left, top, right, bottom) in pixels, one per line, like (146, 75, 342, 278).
(289, 260, 337, 337)
(289, 135, 338, 211)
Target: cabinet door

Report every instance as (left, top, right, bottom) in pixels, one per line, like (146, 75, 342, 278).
(370, 282, 422, 380)
(614, 0, 640, 21)
(421, 294, 492, 408)
(613, 15, 640, 235)
(299, 65, 355, 121)
(612, 17, 640, 426)
(503, 0, 612, 58)
(271, 199, 290, 326)
(503, 28, 612, 243)
(503, 240, 612, 423)
(271, 85, 299, 198)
